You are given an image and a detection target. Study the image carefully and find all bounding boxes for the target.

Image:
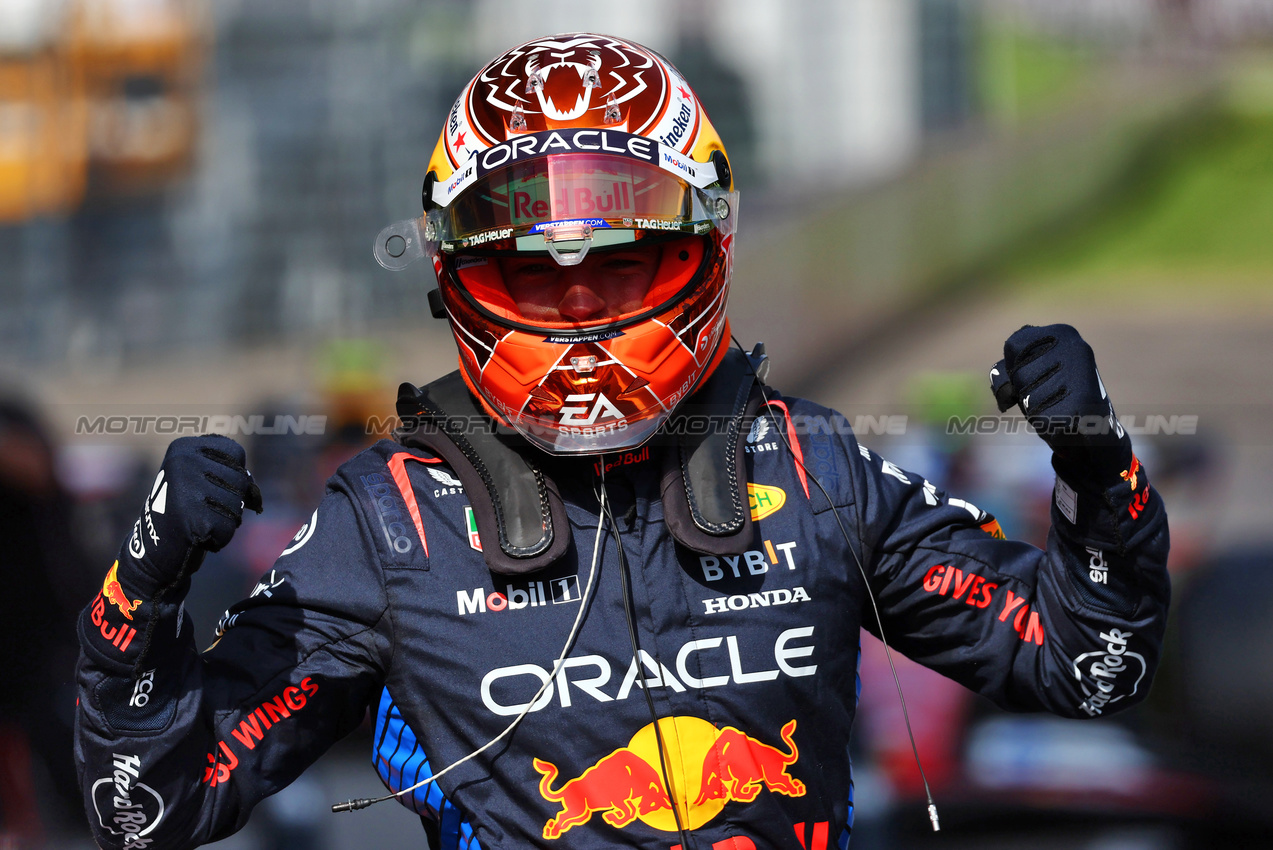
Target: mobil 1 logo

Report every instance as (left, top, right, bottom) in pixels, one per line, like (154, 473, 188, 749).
(457, 575, 581, 616)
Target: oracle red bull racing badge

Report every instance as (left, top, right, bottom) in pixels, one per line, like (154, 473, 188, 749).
(533, 716, 804, 839)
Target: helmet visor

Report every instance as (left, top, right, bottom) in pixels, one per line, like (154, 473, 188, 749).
(437, 153, 720, 250)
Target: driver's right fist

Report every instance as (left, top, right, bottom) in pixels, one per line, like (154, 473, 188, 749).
(119, 435, 263, 598)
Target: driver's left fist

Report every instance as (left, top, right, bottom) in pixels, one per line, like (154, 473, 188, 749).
(989, 323, 1133, 482)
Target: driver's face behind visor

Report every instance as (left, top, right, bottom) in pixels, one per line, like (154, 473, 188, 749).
(497, 243, 661, 323)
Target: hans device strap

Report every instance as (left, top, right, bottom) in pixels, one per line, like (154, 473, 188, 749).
(658, 346, 766, 555)
(395, 372, 571, 575)
(395, 346, 769, 575)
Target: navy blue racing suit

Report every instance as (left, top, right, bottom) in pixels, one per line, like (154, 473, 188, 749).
(75, 393, 1169, 850)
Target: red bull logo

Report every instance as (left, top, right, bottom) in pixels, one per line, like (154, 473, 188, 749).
(533, 716, 804, 839)
(694, 720, 805, 805)
(979, 517, 1006, 540)
(534, 749, 670, 838)
(103, 561, 141, 620)
(1120, 455, 1141, 492)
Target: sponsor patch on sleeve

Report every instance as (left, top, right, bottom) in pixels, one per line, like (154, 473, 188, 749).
(1055, 477, 1078, 524)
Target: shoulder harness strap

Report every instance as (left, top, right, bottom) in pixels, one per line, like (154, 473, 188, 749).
(659, 346, 769, 555)
(395, 345, 770, 575)
(395, 373, 570, 576)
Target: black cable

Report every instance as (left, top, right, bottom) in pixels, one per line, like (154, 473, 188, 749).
(597, 463, 694, 849)
(731, 336, 941, 832)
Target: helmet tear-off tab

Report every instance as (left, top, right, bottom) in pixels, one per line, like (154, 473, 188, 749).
(373, 217, 431, 271)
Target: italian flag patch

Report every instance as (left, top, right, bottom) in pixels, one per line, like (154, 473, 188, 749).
(464, 505, 482, 551)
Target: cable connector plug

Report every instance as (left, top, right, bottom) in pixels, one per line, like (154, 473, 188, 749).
(928, 802, 940, 832)
(332, 798, 376, 813)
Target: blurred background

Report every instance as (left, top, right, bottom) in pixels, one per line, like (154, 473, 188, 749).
(2, 0, 1272, 847)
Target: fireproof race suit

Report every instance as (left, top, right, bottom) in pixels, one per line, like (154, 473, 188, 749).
(75, 391, 1169, 850)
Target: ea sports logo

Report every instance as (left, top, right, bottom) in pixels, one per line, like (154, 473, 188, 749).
(559, 392, 624, 426)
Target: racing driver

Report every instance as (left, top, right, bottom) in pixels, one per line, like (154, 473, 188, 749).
(75, 33, 1170, 850)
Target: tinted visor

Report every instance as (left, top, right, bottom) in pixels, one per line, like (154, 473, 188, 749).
(372, 150, 735, 273)
(438, 153, 715, 250)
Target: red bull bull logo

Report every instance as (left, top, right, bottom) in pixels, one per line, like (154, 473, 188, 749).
(534, 749, 670, 838)
(1120, 455, 1141, 492)
(103, 561, 141, 620)
(694, 719, 805, 805)
(533, 716, 804, 839)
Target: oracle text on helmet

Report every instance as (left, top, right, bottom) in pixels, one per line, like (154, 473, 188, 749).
(478, 131, 656, 176)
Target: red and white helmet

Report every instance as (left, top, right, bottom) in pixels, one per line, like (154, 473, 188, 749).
(375, 33, 738, 454)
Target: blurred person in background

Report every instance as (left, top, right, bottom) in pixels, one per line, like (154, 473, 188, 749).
(71, 33, 1171, 850)
(0, 396, 95, 845)
(888, 371, 1055, 547)
(315, 339, 398, 481)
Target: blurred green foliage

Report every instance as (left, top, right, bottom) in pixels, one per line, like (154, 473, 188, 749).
(979, 22, 1097, 124)
(905, 371, 991, 425)
(1008, 90, 1273, 282)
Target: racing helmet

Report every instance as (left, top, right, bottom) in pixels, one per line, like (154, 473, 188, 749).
(375, 33, 739, 454)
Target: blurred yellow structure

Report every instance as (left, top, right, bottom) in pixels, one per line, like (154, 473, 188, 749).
(0, 0, 88, 222)
(0, 0, 205, 223)
(69, 0, 206, 197)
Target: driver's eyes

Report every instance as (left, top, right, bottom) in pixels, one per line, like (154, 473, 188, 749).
(601, 258, 643, 270)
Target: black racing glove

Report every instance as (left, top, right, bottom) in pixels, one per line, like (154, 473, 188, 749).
(117, 435, 263, 600)
(990, 324, 1133, 487)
